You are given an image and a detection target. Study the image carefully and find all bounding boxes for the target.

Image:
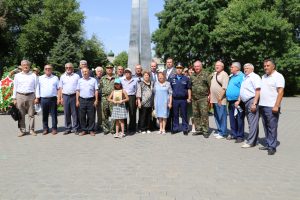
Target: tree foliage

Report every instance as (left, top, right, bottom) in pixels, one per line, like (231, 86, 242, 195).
(153, 0, 300, 94)
(17, 0, 84, 67)
(212, 0, 293, 67)
(152, 0, 229, 66)
(81, 35, 109, 69)
(113, 51, 128, 67)
(48, 29, 82, 72)
(0, 0, 108, 72)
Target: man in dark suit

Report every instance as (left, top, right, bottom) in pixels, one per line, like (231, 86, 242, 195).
(150, 61, 159, 130)
(150, 61, 158, 82)
(163, 58, 176, 81)
(76, 60, 94, 78)
(163, 58, 176, 132)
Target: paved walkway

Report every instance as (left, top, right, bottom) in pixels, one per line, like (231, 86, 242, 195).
(0, 97, 299, 200)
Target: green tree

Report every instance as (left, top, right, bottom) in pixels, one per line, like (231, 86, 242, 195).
(276, 44, 300, 95)
(17, 0, 84, 67)
(48, 29, 82, 72)
(152, 0, 229, 66)
(212, 0, 293, 67)
(81, 34, 108, 68)
(113, 51, 128, 67)
(275, 0, 300, 42)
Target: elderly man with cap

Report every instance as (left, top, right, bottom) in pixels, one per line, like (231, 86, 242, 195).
(238, 63, 261, 148)
(169, 63, 191, 135)
(76, 60, 94, 78)
(99, 65, 116, 134)
(76, 67, 98, 136)
(225, 62, 245, 143)
(36, 64, 59, 135)
(190, 60, 211, 138)
(121, 68, 138, 134)
(58, 62, 81, 135)
(12, 60, 39, 137)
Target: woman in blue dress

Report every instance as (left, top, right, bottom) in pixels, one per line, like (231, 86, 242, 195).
(154, 72, 172, 134)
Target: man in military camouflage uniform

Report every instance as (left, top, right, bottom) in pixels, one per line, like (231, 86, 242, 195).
(99, 65, 116, 134)
(190, 60, 211, 138)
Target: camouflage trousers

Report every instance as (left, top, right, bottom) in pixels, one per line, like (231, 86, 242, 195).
(101, 96, 115, 134)
(192, 97, 209, 134)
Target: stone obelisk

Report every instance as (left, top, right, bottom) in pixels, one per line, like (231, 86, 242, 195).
(128, 0, 151, 71)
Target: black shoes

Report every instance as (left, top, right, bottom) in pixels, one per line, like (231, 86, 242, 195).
(203, 134, 209, 138)
(171, 131, 179, 134)
(183, 131, 188, 136)
(268, 148, 276, 155)
(63, 130, 71, 135)
(235, 138, 244, 143)
(259, 146, 269, 150)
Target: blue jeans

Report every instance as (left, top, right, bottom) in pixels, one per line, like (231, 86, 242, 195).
(228, 101, 245, 139)
(213, 103, 227, 136)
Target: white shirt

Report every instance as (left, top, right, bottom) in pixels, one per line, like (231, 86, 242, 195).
(259, 71, 285, 107)
(12, 71, 38, 98)
(240, 72, 261, 102)
(76, 77, 98, 98)
(36, 74, 59, 98)
(59, 72, 80, 95)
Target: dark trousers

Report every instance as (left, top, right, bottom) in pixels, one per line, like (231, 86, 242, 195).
(166, 108, 173, 131)
(172, 99, 188, 132)
(41, 97, 58, 131)
(126, 95, 137, 132)
(63, 94, 80, 131)
(260, 106, 279, 150)
(140, 106, 152, 131)
(244, 98, 259, 145)
(228, 101, 245, 139)
(79, 97, 96, 132)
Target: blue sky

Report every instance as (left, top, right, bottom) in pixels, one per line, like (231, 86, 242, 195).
(79, 0, 164, 55)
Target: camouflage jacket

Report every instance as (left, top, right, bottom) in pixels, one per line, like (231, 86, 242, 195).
(99, 74, 116, 97)
(190, 71, 211, 99)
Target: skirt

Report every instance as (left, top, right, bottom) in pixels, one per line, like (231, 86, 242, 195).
(111, 104, 127, 119)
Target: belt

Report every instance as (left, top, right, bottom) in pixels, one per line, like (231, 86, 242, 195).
(80, 97, 95, 100)
(17, 92, 34, 96)
(243, 97, 255, 104)
(41, 96, 57, 99)
(63, 93, 76, 96)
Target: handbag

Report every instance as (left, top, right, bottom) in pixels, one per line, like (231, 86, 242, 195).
(8, 104, 21, 121)
(152, 109, 156, 118)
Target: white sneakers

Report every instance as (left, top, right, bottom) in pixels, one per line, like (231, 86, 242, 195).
(241, 143, 252, 148)
(215, 135, 225, 139)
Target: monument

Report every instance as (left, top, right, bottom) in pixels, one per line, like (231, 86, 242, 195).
(128, 0, 151, 71)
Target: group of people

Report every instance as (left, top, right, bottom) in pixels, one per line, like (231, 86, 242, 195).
(12, 57, 284, 155)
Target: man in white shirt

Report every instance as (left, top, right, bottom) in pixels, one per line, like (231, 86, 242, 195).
(12, 60, 39, 137)
(259, 59, 285, 155)
(238, 63, 261, 148)
(76, 67, 98, 136)
(58, 63, 80, 135)
(36, 64, 59, 135)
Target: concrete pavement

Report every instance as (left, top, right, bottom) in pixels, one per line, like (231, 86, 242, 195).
(0, 97, 299, 200)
